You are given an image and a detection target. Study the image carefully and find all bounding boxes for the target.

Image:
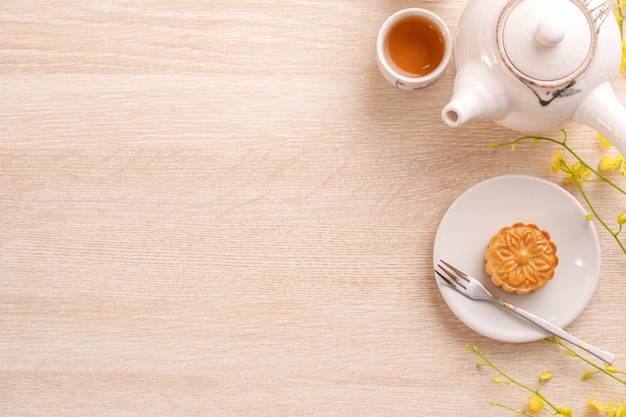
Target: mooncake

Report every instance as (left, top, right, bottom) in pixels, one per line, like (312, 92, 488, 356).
(485, 223, 558, 294)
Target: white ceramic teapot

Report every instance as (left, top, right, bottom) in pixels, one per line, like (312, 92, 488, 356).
(442, 0, 626, 155)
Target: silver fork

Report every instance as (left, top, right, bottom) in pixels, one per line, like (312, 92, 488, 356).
(435, 260, 615, 364)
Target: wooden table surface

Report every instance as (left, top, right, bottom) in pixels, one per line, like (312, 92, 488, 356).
(2, 1, 626, 416)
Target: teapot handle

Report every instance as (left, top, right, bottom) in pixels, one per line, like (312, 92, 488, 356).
(574, 82, 626, 156)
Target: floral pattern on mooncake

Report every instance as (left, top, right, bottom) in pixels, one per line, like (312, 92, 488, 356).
(485, 223, 558, 295)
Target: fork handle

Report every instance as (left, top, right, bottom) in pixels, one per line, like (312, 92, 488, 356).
(496, 300, 616, 364)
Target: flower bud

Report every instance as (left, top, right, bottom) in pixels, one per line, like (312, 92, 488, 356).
(557, 406, 573, 416)
(582, 370, 595, 380)
(539, 371, 553, 382)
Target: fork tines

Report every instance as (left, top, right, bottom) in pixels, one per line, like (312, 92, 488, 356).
(435, 261, 468, 289)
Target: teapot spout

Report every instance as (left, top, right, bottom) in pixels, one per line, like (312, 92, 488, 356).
(574, 83, 626, 156)
(442, 63, 509, 128)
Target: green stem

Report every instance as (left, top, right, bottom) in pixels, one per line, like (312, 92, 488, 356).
(544, 338, 626, 385)
(618, 1, 624, 39)
(565, 166, 626, 254)
(469, 346, 559, 414)
(492, 133, 626, 254)
(493, 134, 626, 195)
(558, 144, 625, 196)
(491, 401, 536, 417)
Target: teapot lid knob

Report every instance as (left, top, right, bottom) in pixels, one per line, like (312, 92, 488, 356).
(497, 0, 597, 88)
(536, 17, 566, 47)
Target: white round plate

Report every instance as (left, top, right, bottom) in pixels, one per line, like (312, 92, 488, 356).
(433, 175, 601, 343)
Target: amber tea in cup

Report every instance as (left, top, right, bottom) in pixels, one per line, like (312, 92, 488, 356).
(377, 9, 451, 90)
(386, 15, 445, 77)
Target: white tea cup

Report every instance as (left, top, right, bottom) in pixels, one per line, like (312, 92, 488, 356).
(376, 8, 452, 91)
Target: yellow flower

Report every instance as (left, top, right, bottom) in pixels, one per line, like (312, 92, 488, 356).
(589, 398, 607, 411)
(622, 41, 626, 76)
(599, 153, 625, 170)
(618, 211, 626, 225)
(589, 399, 626, 417)
(598, 133, 614, 148)
(557, 406, 573, 416)
(550, 151, 592, 182)
(528, 395, 544, 413)
(551, 151, 566, 173)
(565, 161, 591, 183)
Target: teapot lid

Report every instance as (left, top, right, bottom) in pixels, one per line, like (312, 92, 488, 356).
(496, 0, 598, 88)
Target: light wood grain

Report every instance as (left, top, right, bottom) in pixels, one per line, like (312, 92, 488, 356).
(2, 1, 626, 416)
